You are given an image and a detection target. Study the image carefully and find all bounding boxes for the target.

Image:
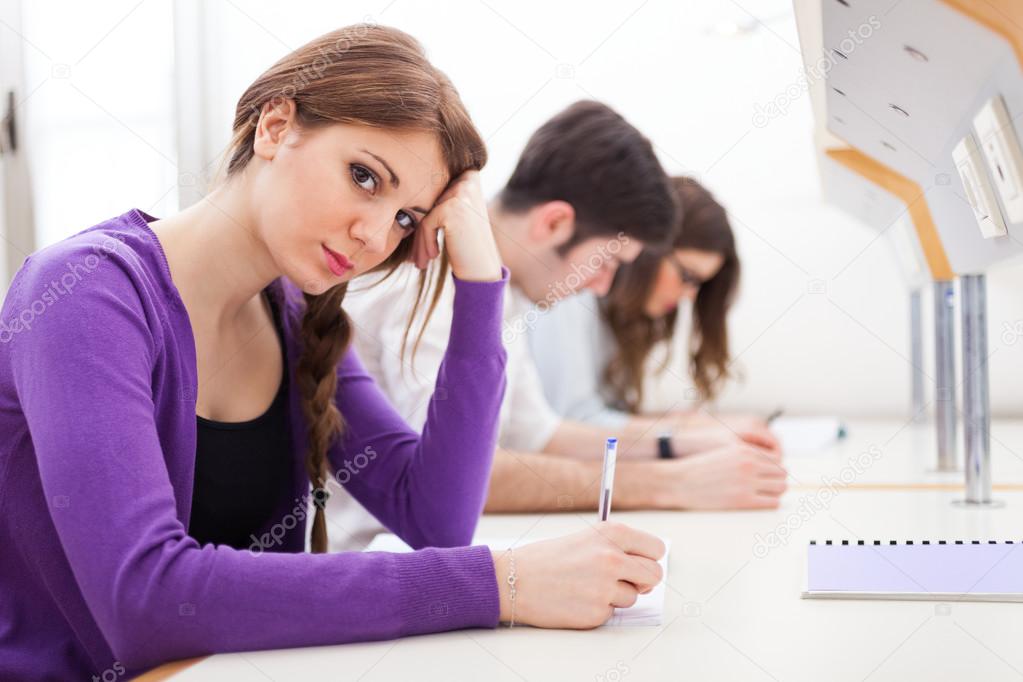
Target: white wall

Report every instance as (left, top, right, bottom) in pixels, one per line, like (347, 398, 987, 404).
(15, 0, 1023, 417)
(19, 0, 178, 248)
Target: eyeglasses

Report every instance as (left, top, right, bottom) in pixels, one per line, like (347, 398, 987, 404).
(668, 255, 707, 289)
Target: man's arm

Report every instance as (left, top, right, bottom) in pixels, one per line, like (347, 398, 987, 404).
(484, 449, 604, 512)
(484, 446, 788, 513)
(484, 448, 682, 513)
(541, 417, 682, 460)
(543, 414, 780, 460)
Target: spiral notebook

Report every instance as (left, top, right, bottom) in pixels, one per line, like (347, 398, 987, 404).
(803, 540, 1023, 602)
(366, 533, 671, 625)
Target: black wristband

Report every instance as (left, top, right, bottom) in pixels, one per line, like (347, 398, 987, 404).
(657, 433, 675, 459)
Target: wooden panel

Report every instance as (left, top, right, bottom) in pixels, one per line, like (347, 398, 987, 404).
(132, 657, 204, 681)
(826, 147, 954, 280)
(792, 483, 1023, 492)
(943, 0, 1023, 67)
(814, 0, 1023, 273)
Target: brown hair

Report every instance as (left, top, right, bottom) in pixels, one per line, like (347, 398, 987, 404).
(497, 100, 677, 250)
(225, 24, 486, 553)
(602, 176, 739, 411)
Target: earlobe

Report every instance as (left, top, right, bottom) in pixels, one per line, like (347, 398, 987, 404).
(252, 97, 297, 161)
(530, 200, 576, 248)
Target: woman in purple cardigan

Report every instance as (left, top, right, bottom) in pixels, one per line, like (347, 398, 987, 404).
(0, 24, 664, 679)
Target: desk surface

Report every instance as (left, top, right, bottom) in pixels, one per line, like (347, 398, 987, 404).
(151, 419, 1023, 682)
(782, 417, 1023, 486)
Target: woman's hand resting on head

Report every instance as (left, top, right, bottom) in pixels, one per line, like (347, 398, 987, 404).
(412, 170, 503, 282)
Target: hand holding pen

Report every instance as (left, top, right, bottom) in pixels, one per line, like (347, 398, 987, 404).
(491, 437, 665, 629)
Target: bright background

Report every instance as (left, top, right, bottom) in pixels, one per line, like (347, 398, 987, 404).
(9, 0, 1023, 418)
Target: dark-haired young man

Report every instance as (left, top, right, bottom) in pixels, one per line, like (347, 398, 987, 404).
(329, 101, 786, 548)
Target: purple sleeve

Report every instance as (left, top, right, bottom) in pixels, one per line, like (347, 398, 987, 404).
(330, 269, 510, 548)
(9, 257, 501, 671)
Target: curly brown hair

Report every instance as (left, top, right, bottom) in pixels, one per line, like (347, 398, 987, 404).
(225, 25, 486, 553)
(602, 176, 739, 412)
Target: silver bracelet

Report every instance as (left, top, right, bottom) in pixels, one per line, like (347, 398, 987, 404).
(506, 549, 518, 628)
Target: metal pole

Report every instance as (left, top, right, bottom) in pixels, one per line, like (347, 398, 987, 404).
(933, 280, 957, 471)
(960, 274, 991, 504)
(910, 288, 925, 422)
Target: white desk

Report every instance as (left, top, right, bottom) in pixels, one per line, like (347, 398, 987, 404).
(783, 418, 1023, 486)
(158, 420, 1023, 682)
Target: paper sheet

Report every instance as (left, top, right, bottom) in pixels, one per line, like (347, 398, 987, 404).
(365, 533, 671, 626)
(771, 416, 845, 456)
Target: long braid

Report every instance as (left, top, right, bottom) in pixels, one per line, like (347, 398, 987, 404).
(296, 283, 350, 553)
(217, 24, 489, 552)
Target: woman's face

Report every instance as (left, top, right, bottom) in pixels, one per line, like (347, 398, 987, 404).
(252, 117, 448, 295)
(643, 248, 724, 318)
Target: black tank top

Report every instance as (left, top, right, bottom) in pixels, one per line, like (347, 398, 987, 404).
(189, 290, 293, 550)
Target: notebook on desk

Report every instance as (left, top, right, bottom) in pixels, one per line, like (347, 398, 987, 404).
(770, 416, 846, 456)
(803, 539, 1023, 602)
(365, 533, 671, 626)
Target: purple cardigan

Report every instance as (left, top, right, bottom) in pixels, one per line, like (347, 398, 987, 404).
(0, 209, 507, 680)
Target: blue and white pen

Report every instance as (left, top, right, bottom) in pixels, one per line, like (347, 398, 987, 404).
(599, 437, 618, 522)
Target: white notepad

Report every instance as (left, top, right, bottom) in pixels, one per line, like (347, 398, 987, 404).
(803, 540, 1023, 602)
(365, 533, 671, 626)
(771, 416, 846, 456)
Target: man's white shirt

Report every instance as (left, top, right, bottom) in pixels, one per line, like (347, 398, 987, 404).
(325, 264, 562, 550)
